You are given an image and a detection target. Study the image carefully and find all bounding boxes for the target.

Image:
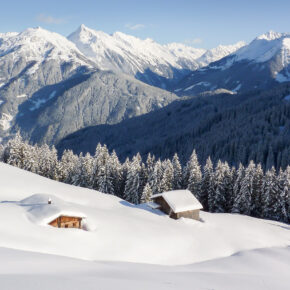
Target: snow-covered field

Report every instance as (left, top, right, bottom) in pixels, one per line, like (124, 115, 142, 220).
(0, 162, 289, 289)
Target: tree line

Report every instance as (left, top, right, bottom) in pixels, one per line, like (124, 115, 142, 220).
(1, 133, 289, 223)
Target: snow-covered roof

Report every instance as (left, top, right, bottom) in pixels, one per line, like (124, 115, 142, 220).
(152, 190, 203, 213)
(20, 194, 87, 225)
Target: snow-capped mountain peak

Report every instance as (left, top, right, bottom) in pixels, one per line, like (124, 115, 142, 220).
(256, 30, 286, 41)
(68, 25, 245, 88)
(0, 26, 90, 66)
(233, 30, 290, 63)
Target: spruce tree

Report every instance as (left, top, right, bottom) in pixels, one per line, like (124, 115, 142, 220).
(186, 150, 202, 199)
(160, 159, 174, 192)
(201, 157, 214, 211)
(172, 153, 182, 190)
(140, 183, 153, 203)
(210, 160, 227, 213)
(124, 155, 142, 204)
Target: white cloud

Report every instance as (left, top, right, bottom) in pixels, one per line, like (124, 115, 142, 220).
(185, 38, 203, 45)
(125, 23, 145, 30)
(36, 14, 65, 25)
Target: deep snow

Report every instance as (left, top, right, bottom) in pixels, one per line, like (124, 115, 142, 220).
(0, 246, 289, 290)
(0, 162, 289, 289)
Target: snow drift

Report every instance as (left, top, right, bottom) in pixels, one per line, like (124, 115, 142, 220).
(0, 162, 289, 265)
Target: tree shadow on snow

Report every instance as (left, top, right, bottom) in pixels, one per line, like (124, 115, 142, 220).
(119, 200, 166, 216)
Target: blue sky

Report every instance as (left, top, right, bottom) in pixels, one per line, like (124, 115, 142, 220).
(0, 0, 289, 48)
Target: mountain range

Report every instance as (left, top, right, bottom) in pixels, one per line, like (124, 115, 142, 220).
(0, 25, 290, 168)
(68, 24, 245, 88)
(174, 31, 290, 95)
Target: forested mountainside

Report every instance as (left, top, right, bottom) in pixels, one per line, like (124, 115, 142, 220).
(57, 83, 290, 170)
(13, 69, 177, 145)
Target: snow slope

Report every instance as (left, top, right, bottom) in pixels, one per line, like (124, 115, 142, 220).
(0, 162, 289, 266)
(0, 246, 289, 290)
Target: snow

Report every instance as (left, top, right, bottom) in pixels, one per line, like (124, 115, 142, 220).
(16, 94, 27, 98)
(197, 41, 246, 66)
(152, 190, 203, 212)
(284, 94, 290, 101)
(233, 31, 290, 63)
(20, 194, 87, 225)
(183, 81, 211, 91)
(0, 82, 5, 88)
(232, 83, 242, 92)
(68, 24, 244, 75)
(0, 162, 289, 288)
(0, 113, 12, 130)
(0, 100, 4, 106)
(0, 246, 289, 290)
(0, 27, 91, 74)
(0, 162, 289, 266)
(30, 90, 57, 111)
(146, 201, 161, 210)
(276, 71, 290, 82)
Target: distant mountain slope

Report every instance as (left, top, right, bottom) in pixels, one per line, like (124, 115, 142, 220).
(0, 27, 94, 137)
(68, 25, 244, 88)
(0, 27, 177, 144)
(14, 69, 178, 145)
(174, 31, 290, 95)
(57, 83, 290, 169)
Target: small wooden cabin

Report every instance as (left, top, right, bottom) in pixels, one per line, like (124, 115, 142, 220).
(49, 215, 83, 229)
(151, 190, 203, 221)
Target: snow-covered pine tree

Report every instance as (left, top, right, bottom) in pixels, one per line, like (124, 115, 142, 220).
(232, 161, 255, 215)
(222, 161, 233, 213)
(148, 159, 163, 195)
(284, 166, 290, 223)
(227, 166, 237, 211)
(231, 163, 245, 213)
(146, 153, 155, 177)
(276, 168, 289, 223)
(96, 146, 114, 194)
(90, 144, 103, 190)
(186, 150, 202, 199)
(160, 159, 174, 192)
(108, 150, 122, 196)
(172, 153, 183, 190)
(124, 154, 142, 204)
(140, 183, 153, 203)
(262, 167, 279, 219)
(251, 163, 264, 217)
(5, 132, 26, 168)
(201, 157, 214, 211)
(119, 158, 131, 199)
(59, 149, 79, 183)
(36, 144, 59, 179)
(210, 160, 227, 213)
(72, 153, 93, 188)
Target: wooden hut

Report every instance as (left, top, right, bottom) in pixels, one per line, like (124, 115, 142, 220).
(48, 215, 84, 229)
(151, 190, 203, 220)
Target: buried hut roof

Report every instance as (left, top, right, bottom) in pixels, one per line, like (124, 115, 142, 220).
(20, 194, 86, 225)
(152, 190, 203, 213)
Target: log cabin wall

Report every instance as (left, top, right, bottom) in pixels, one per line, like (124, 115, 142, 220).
(49, 216, 82, 228)
(154, 196, 172, 215)
(176, 209, 200, 220)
